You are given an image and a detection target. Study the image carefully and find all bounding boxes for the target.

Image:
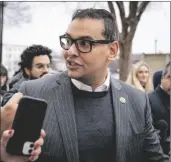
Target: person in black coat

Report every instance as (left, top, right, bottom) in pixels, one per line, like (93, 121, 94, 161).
(153, 70, 162, 89)
(148, 61, 170, 155)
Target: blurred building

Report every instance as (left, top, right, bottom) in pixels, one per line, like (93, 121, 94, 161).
(51, 55, 67, 72)
(143, 53, 170, 74)
(109, 53, 170, 79)
(2, 44, 28, 79)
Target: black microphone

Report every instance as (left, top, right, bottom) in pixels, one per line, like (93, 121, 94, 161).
(157, 120, 170, 155)
(157, 120, 168, 141)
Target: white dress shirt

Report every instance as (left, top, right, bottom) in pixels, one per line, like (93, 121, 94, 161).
(71, 70, 110, 92)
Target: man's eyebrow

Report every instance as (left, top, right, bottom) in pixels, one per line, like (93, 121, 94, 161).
(78, 36, 94, 40)
(65, 33, 93, 40)
(34, 63, 50, 66)
(64, 33, 71, 37)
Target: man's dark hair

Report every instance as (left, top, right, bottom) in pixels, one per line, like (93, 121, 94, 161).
(153, 70, 162, 89)
(15, 44, 52, 77)
(0, 64, 8, 91)
(72, 8, 119, 41)
(0, 64, 8, 76)
(162, 61, 171, 77)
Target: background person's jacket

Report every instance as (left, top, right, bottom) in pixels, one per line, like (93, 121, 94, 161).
(1, 72, 28, 106)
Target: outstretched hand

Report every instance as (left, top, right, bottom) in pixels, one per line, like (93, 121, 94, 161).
(0, 129, 46, 162)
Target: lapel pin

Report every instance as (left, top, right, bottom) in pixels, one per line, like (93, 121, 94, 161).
(120, 97, 126, 104)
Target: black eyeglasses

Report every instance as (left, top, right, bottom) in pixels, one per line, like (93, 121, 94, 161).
(59, 35, 114, 53)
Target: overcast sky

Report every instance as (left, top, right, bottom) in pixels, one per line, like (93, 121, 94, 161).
(3, 2, 170, 55)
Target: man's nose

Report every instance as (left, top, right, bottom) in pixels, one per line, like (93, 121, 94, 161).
(43, 66, 49, 74)
(67, 43, 79, 57)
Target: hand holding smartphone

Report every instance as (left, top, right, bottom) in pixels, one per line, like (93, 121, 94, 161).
(6, 96, 47, 156)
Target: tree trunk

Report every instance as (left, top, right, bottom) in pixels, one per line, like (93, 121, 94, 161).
(107, 1, 150, 81)
(119, 39, 132, 81)
(0, 1, 3, 64)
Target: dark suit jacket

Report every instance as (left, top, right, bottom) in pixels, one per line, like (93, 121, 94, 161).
(18, 72, 169, 162)
(153, 71, 162, 89)
(148, 86, 170, 136)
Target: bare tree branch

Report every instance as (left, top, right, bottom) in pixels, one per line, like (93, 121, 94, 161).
(128, 21, 138, 41)
(137, 1, 150, 21)
(115, 2, 129, 40)
(0, 1, 3, 63)
(107, 1, 116, 20)
(107, 1, 150, 80)
(3, 2, 31, 26)
(115, 2, 125, 19)
(129, 1, 138, 18)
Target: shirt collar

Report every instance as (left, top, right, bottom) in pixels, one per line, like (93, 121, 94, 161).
(71, 70, 110, 92)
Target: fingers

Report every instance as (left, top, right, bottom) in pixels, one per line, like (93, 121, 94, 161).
(40, 129, 46, 138)
(29, 154, 38, 161)
(6, 92, 23, 106)
(32, 146, 41, 157)
(29, 133, 45, 162)
(32, 146, 41, 156)
(29, 146, 41, 161)
(29, 129, 46, 161)
(1, 129, 43, 162)
(34, 129, 46, 148)
(0, 93, 23, 137)
(34, 137, 44, 149)
(1, 129, 14, 148)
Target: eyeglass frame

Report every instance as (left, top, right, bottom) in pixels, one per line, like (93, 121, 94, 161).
(59, 35, 115, 53)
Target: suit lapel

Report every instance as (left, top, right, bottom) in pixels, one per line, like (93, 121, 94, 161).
(52, 72, 79, 162)
(111, 76, 130, 162)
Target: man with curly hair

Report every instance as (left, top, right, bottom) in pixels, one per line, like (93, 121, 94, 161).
(1, 44, 52, 106)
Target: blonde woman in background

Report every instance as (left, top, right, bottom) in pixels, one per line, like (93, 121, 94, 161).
(126, 61, 153, 93)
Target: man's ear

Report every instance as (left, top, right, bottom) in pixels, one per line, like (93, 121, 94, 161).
(108, 41, 119, 61)
(24, 68, 30, 76)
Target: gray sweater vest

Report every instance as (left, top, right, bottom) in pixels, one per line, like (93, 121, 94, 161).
(72, 83, 116, 162)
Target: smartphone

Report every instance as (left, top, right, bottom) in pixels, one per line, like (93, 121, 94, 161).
(6, 96, 47, 156)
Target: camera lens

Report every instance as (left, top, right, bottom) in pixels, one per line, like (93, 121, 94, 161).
(28, 149, 32, 154)
(30, 144, 34, 148)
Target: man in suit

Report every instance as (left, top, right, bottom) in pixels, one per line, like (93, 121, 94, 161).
(148, 61, 170, 154)
(1, 8, 169, 162)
